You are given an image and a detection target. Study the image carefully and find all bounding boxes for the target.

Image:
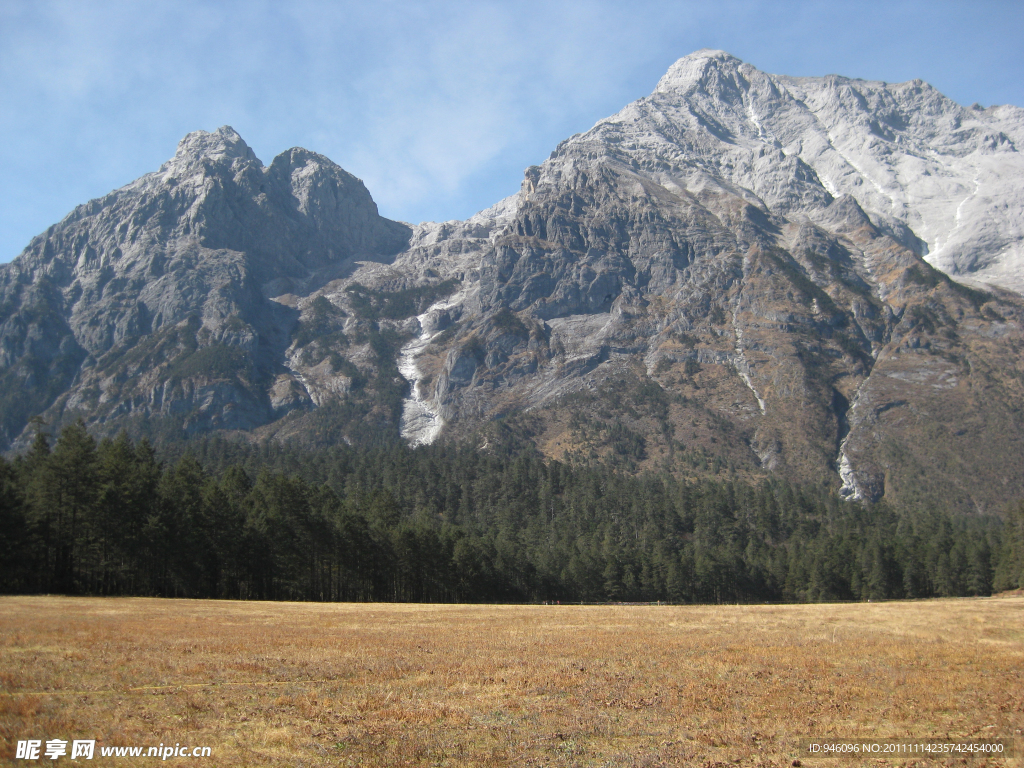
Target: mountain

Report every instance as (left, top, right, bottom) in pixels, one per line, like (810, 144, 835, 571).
(634, 51, 1024, 293)
(2, 51, 1024, 516)
(0, 126, 410, 446)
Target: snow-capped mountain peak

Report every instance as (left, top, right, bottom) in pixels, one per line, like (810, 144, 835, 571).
(564, 52, 1024, 293)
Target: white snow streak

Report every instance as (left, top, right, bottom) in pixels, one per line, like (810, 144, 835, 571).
(837, 380, 869, 501)
(733, 254, 766, 415)
(824, 128, 898, 212)
(398, 294, 463, 447)
(746, 103, 767, 142)
(284, 355, 317, 405)
(928, 175, 981, 262)
(734, 342, 766, 414)
(837, 451, 861, 501)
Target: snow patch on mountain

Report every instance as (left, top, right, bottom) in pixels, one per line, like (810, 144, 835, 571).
(567, 49, 1024, 293)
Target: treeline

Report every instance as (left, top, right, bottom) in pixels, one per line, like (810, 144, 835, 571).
(1, 422, 1022, 603)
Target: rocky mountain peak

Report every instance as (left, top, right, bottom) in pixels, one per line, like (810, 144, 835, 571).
(569, 52, 1024, 293)
(654, 49, 746, 95)
(0, 124, 415, 449)
(267, 146, 373, 213)
(160, 125, 261, 179)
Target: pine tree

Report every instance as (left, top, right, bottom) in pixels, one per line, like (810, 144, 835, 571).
(993, 502, 1024, 591)
(47, 420, 99, 591)
(0, 455, 28, 591)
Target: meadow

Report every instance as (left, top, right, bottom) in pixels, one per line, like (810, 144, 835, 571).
(1, 595, 1021, 766)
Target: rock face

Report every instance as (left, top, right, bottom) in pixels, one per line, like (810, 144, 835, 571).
(3, 53, 1024, 516)
(620, 50, 1024, 292)
(0, 126, 410, 447)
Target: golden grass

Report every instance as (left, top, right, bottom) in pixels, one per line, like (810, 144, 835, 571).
(0, 596, 1021, 766)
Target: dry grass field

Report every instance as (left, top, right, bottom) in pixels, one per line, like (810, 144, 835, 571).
(0, 596, 1021, 767)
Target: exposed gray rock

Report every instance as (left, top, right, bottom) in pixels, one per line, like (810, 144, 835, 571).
(0, 126, 410, 447)
(635, 50, 1023, 293)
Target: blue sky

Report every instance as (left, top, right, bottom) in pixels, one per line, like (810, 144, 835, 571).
(1, 0, 1022, 263)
